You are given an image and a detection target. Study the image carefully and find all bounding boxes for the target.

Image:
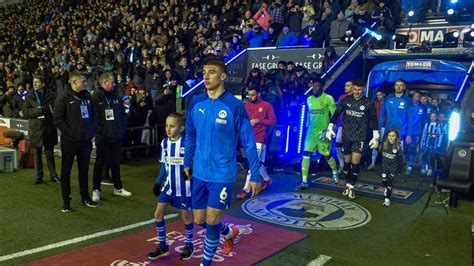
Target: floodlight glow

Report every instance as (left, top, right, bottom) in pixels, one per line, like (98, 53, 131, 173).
(448, 111, 460, 141)
(447, 8, 455, 15)
(375, 34, 382, 41)
(451, 0, 458, 3)
(408, 10, 415, 17)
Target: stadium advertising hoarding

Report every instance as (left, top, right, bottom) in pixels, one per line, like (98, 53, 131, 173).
(395, 24, 471, 48)
(246, 47, 347, 73)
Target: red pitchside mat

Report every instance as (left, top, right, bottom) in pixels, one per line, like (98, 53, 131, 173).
(24, 215, 307, 266)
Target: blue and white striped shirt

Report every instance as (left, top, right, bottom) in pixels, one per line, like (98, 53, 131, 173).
(156, 137, 191, 197)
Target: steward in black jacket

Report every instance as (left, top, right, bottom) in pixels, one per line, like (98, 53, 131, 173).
(91, 72, 132, 201)
(92, 88, 127, 144)
(53, 71, 97, 212)
(22, 76, 59, 184)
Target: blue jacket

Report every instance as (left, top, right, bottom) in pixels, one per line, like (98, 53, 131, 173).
(422, 103, 435, 123)
(184, 91, 260, 183)
(379, 94, 412, 137)
(245, 29, 270, 48)
(408, 103, 426, 136)
(276, 32, 298, 47)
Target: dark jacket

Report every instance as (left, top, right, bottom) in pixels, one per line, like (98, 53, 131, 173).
(92, 88, 127, 144)
(53, 86, 96, 142)
(12, 92, 27, 118)
(22, 88, 58, 148)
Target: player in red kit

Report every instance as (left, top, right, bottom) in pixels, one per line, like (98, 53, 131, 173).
(236, 86, 277, 199)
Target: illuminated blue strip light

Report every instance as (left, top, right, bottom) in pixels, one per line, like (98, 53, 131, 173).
(285, 125, 290, 153)
(297, 104, 306, 154)
(455, 60, 474, 102)
(304, 23, 378, 96)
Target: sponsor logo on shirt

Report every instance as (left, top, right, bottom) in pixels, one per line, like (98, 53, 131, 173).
(346, 110, 364, 118)
(383, 152, 396, 159)
(169, 157, 184, 165)
(216, 118, 227, 125)
(242, 193, 371, 230)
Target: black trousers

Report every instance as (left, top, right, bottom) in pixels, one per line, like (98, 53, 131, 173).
(35, 145, 58, 180)
(60, 139, 92, 203)
(93, 142, 123, 191)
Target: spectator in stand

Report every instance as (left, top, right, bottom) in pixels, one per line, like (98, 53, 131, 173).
(365, 0, 379, 14)
(302, 0, 316, 28)
(12, 84, 27, 118)
(265, 26, 279, 47)
(286, 5, 304, 33)
(276, 26, 299, 47)
(240, 10, 257, 34)
(253, 3, 272, 31)
(1, 86, 15, 117)
(245, 25, 270, 48)
(345, 0, 360, 24)
(371, 0, 394, 32)
(321, 46, 338, 74)
(329, 0, 342, 15)
(330, 11, 350, 42)
(269, 0, 286, 35)
(300, 17, 322, 48)
(353, 5, 372, 37)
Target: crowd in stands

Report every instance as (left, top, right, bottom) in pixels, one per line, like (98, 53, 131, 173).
(0, 0, 408, 126)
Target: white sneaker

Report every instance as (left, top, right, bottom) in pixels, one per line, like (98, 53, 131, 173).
(92, 189, 101, 202)
(342, 184, 350, 196)
(348, 188, 356, 199)
(383, 198, 391, 207)
(113, 188, 132, 197)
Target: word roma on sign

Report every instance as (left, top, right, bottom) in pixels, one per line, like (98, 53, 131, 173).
(395, 24, 470, 46)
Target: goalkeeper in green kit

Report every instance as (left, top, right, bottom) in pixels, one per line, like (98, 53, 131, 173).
(296, 77, 339, 191)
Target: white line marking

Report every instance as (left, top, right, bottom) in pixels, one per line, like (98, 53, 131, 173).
(0, 213, 179, 262)
(307, 255, 332, 266)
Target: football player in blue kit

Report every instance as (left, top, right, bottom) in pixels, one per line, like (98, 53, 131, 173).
(379, 79, 412, 143)
(184, 59, 261, 266)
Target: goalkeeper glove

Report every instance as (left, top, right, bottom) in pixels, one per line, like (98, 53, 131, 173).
(325, 123, 336, 141)
(369, 130, 380, 149)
